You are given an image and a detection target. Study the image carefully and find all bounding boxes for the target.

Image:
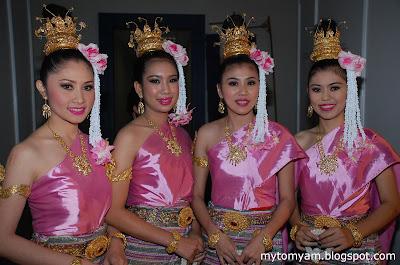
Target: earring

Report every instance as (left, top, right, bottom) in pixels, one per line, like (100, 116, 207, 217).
(254, 101, 258, 111)
(87, 112, 91, 120)
(138, 96, 145, 115)
(307, 105, 313, 118)
(218, 98, 225, 114)
(173, 103, 177, 112)
(42, 96, 51, 119)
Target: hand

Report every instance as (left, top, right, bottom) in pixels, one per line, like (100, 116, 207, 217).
(240, 235, 265, 265)
(175, 236, 204, 263)
(103, 238, 128, 265)
(318, 227, 354, 252)
(295, 225, 319, 251)
(214, 233, 244, 265)
(81, 260, 97, 265)
(188, 231, 206, 263)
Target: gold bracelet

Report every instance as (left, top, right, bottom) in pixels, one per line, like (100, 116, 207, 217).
(290, 225, 298, 241)
(71, 258, 82, 265)
(262, 236, 273, 252)
(208, 232, 220, 249)
(345, 224, 363, 247)
(109, 232, 127, 249)
(166, 231, 181, 254)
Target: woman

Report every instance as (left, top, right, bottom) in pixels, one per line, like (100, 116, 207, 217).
(105, 18, 204, 264)
(0, 4, 126, 265)
(191, 14, 307, 265)
(290, 19, 400, 264)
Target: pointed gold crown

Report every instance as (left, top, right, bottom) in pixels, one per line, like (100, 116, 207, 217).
(310, 19, 342, 61)
(35, 5, 86, 55)
(127, 17, 170, 57)
(212, 14, 255, 58)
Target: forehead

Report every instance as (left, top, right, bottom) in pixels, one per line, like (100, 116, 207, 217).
(144, 58, 177, 74)
(310, 68, 346, 83)
(223, 63, 258, 77)
(48, 60, 94, 80)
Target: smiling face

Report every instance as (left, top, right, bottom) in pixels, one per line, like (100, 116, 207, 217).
(134, 59, 179, 115)
(308, 68, 347, 122)
(36, 60, 95, 125)
(217, 62, 259, 116)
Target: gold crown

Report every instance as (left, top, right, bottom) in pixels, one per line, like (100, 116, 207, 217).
(35, 5, 86, 55)
(310, 21, 342, 61)
(127, 17, 170, 57)
(212, 14, 255, 58)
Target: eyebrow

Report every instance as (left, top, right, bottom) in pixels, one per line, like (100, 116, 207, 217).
(146, 74, 178, 78)
(310, 81, 344, 86)
(59, 79, 93, 84)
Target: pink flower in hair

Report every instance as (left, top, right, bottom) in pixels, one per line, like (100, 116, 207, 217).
(338, 51, 366, 77)
(168, 105, 195, 126)
(91, 138, 114, 165)
(162, 40, 189, 66)
(250, 46, 274, 74)
(78, 43, 108, 75)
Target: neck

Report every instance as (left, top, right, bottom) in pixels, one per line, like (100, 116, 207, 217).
(226, 111, 255, 132)
(143, 108, 169, 127)
(318, 114, 345, 136)
(47, 116, 79, 142)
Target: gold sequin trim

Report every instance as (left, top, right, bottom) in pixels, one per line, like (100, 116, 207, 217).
(129, 206, 194, 227)
(0, 164, 5, 182)
(0, 184, 30, 199)
(301, 212, 367, 228)
(192, 156, 209, 168)
(105, 158, 132, 182)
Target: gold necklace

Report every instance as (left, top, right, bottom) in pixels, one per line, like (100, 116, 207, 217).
(146, 119, 182, 157)
(225, 117, 254, 166)
(47, 123, 92, 176)
(316, 127, 343, 176)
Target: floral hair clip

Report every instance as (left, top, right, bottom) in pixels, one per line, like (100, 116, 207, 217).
(250, 46, 274, 75)
(78, 43, 108, 74)
(162, 40, 194, 126)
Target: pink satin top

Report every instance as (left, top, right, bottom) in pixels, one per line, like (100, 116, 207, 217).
(208, 121, 307, 211)
(297, 125, 400, 253)
(28, 132, 111, 236)
(126, 123, 193, 207)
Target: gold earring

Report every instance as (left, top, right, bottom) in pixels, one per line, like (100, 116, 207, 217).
(218, 98, 225, 114)
(138, 96, 145, 115)
(254, 101, 258, 111)
(173, 103, 177, 112)
(42, 96, 51, 119)
(307, 105, 313, 118)
(87, 112, 90, 120)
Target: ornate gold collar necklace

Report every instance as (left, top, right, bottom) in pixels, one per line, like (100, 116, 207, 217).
(316, 126, 343, 176)
(47, 123, 92, 176)
(146, 118, 182, 157)
(225, 117, 254, 166)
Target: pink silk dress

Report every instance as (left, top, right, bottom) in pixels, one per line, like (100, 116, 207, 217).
(28, 132, 111, 263)
(298, 125, 400, 261)
(124, 123, 194, 264)
(203, 120, 307, 264)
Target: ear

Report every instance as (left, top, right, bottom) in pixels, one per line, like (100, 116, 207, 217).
(36, 80, 47, 98)
(216, 83, 223, 99)
(134, 81, 143, 99)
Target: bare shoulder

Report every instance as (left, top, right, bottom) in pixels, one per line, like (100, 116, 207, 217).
(294, 127, 318, 151)
(196, 118, 225, 151)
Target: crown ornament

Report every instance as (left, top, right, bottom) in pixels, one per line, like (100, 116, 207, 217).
(127, 17, 170, 57)
(310, 19, 342, 62)
(35, 5, 86, 55)
(212, 13, 255, 58)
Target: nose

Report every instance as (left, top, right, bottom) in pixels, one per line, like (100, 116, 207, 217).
(238, 82, 249, 96)
(160, 80, 172, 95)
(73, 89, 85, 104)
(321, 89, 331, 101)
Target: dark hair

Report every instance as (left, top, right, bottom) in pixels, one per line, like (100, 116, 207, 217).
(133, 50, 178, 84)
(217, 55, 258, 84)
(39, 4, 92, 85)
(308, 59, 346, 85)
(314, 18, 339, 36)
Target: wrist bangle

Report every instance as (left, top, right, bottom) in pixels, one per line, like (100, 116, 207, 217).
(208, 232, 220, 249)
(290, 225, 298, 241)
(262, 235, 273, 252)
(71, 258, 82, 265)
(345, 224, 363, 247)
(108, 232, 127, 249)
(166, 231, 181, 254)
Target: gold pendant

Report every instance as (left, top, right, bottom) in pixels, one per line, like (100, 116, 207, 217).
(167, 140, 182, 157)
(73, 155, 92, 176)
(227, 144, 247, 166)
(317, 154, 338, 176)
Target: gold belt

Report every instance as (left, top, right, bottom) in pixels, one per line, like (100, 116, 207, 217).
(209, 208, 273, 233)
(128, 206, 194, 228)
(301, 212, 368, 228)
(33, 235, 109, 260)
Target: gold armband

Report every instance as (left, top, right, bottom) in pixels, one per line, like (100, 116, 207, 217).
(290, 225, 298, 241)
(345, 224, 363, 247)
(109, 232, 127, 249)
(105, 158, 132, 182)
(0, 164, 5, 182)
(192, 157, 209, 168)
(166, 231, 181, 254)
(0, 184, 30, 199)
(71, 258, 82, 265)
